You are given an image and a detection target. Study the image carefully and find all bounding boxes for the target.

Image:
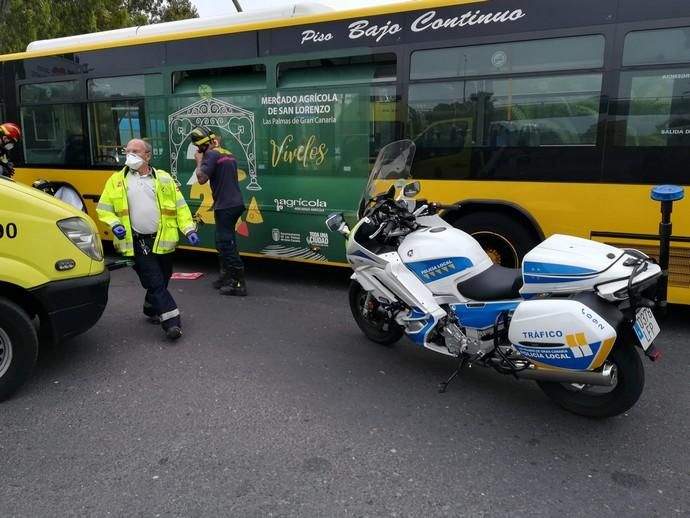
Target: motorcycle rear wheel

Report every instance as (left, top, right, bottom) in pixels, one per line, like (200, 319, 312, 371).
(536, 343, 644, 418)
(348, 281, 403, 346)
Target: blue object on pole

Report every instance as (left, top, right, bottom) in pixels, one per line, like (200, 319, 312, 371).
(651, 185, 684, 202)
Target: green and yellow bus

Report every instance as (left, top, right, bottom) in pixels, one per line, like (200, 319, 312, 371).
(3, 0, 690, 303)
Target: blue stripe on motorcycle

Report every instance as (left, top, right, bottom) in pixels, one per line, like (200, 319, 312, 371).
(452, 301, 520, 329)
(352, 250, 372, 260)
(514, 341, 602, 370)
(524, 274, 598, 284)
(406, 318, 436, 346)
(523, 262, 597, 275)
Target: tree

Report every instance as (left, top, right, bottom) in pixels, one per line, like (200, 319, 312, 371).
(154, 0, 199, 23)
(0, 0, 199, 55)
(126, 0, 199, 24)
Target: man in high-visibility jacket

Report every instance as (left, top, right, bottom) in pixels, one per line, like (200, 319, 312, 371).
(97, 138, 199, 341)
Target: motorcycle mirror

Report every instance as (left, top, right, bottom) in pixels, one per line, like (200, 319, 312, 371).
(402, 181, 421, 198)
(325, 212, 349, 235)
(325, 213, 344, 231)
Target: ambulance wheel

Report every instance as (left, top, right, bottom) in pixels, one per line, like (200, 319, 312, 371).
(536, 344, 644, 418)
(348, 281, 403, 346)
(452, 211, 536, 268)
(0, 297, 39, 401)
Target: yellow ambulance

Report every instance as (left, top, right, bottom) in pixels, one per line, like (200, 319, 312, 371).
(0, 176, 109, 401)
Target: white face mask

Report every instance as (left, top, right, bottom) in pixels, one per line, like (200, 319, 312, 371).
(125, 153, 144, 170)
(4, 142, 14, 151)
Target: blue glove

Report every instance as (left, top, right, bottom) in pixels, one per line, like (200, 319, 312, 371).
(186, 232, 200, 246)
(112, 224, 126, 240)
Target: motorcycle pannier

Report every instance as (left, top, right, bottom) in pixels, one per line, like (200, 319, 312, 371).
(508, 299, 617, 371)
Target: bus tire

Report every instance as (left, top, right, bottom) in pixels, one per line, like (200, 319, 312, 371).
(0, 296, 39, 402)
(452, 211, 537, 268)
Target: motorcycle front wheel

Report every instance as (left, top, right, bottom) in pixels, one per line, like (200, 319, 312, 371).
(536, 343, 645, 418)
(348, 281, 403, 346)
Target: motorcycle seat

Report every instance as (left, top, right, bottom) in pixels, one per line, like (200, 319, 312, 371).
(457, 264, 523, 301)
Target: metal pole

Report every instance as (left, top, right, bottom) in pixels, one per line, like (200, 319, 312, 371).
(651, 185, 684, 314)
(231, 0, 243, 12)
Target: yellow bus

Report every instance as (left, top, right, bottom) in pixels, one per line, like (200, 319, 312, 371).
(2, 0, 690, 303)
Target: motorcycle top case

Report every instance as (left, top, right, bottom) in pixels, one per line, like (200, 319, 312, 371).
(508, 299, 617, 371)
(520, 234, 623, 295)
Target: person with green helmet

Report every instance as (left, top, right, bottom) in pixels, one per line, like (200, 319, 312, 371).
(191, 126, 247, 296)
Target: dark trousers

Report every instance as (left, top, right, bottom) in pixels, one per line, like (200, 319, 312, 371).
(133, 235, 180, 331)
(215, 206, 245, 272)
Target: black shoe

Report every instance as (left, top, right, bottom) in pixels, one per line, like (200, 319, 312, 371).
(213, 257, 227, 289)
(165, 326, 182, 340)
(212, 275, 230, 289)
(213, 271, 233, 290)
(219, 281, 247, 297)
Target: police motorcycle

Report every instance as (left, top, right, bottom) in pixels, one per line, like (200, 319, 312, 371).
(326, 140, 663, 418)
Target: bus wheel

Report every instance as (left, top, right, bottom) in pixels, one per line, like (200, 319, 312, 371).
(452, 211, 537, 268)
(0, 297, 39, 401)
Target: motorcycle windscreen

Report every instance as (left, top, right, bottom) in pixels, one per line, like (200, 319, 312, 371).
(360, 139, 416, 212)
(508, 299, 617, 371)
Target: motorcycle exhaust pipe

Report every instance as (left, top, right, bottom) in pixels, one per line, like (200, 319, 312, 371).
(514, 363, 617, 386)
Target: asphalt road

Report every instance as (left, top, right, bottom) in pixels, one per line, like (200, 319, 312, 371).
(1, 251, 688, 517)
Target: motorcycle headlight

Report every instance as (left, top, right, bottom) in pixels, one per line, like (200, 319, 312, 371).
(57, 217, 103, 261)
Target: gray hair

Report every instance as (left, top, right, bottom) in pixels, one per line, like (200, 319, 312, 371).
(142, 140, 153, 154)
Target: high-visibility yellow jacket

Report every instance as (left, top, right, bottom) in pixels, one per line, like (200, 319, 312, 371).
(96, 167, 195, 257)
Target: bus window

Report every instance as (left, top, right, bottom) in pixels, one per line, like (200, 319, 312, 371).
(409, 73, 602, 178)
(20, 104, 84, 165)
(409, 35, 605, 180)
(277, 54, 396, 87)
(19, 80, 85, 166)
(411, 35, 604, 80)
(615, 70, 690, 147)
(623, 26, 690, 67)
(89, 100, 144, 165)
(616, 27, 690, 147)
(370, 87, 400, 163)
(273, 53, 398, 177)
(87, 75, 159, 165)
(20, 80, 81, 103)
(172, 64, 267, 94)
(88, 75, 161, 99)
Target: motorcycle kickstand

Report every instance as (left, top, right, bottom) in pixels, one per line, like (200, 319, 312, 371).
(438, 355, 469, 393)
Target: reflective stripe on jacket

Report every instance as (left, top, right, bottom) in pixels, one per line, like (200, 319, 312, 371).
(96, 167, 195, 257)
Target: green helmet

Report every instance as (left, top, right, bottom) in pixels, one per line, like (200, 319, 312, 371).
(190, 127, 216, 146)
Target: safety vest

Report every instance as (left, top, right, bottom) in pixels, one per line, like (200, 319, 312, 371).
(96, 167, 195, 257)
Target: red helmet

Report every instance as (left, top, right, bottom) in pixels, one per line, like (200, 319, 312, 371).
(0, 122, 21, 142)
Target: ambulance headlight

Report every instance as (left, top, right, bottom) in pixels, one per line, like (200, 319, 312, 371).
(57, 217, 103, 261)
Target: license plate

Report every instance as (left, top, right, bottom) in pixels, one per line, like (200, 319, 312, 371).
(633, 307, 660, 351)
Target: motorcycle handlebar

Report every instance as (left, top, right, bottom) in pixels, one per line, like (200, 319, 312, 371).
(430, 202, 460, 211)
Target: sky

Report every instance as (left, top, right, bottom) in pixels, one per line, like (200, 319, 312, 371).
(189, 0, 405, 17)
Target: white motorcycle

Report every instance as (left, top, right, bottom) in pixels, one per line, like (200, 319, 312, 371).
(326, 140, 663, 418)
